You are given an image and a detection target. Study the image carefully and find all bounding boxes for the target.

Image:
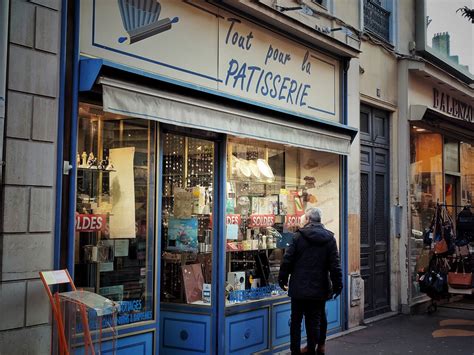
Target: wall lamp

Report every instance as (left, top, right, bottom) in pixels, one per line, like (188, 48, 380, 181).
(328, 26, 353, 36)
(275, 5, 303, 12)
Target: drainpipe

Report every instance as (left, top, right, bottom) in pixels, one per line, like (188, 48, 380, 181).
(53, 0, 69, 269)
(0, 0, 10, 274)
(66, 0, 81, 275)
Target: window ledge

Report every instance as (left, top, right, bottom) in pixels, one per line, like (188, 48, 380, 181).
(362, 29, 394, 48)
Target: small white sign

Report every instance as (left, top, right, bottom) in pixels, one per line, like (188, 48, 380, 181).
(114, 239, 129, 257)
(41, 270, 70, 285)
(99, 262, 114, 272)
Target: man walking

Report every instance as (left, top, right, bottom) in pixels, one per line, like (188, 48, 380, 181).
(279, 207, 342, 355)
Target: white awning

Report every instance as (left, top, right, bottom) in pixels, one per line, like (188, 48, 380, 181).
(100, 77, 355, 155)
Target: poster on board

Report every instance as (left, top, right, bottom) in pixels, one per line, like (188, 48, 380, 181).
(109, 147, 136, 239)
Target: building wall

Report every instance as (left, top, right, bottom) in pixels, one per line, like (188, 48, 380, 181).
(333, 0, 361, 32)
(359, 42, 398, 106)
(397, 0, 415, 54)
(0, 0, 61, 353)
(396, 59, 411, 311)
(346, 57, 363, 327)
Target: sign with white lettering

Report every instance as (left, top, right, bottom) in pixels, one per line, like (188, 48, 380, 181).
(248, 214, 275, 227)
(80, 0, 340, 123)
(226, 214, 241, 225)
(41, 270, 70, 285)
(284, 214, 305, 228)
(75, 213, 107, 232)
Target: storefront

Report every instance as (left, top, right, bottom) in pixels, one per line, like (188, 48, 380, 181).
(404, 66, 474, 304)
(68, 1, 357, 353)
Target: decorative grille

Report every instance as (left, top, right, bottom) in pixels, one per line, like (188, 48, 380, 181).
(364, 0, 390, 42)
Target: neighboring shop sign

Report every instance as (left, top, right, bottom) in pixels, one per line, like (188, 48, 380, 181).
(433, 88, 473, 122)
(80, 0, 340, 123)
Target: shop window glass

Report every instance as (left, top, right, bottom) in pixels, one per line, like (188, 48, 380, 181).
(74, 103, 156, 326)
(225, 137, 340, 306)
(409, 126, 443, 298)
(444, 139, 459, 173)
(461, 143, 474, 206)
(160, 133, 215, 305)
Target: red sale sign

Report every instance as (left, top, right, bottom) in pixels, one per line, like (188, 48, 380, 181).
(226, 214, 241, 225)
(75, 214, 107, 232)
(284, 214, 305, 228)
(248, 214, 275, 227)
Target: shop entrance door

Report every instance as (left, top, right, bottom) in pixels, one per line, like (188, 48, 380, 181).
(158, 128, 222, 355)
(360, 105, 391, 319)
(445, 175, 460, 218)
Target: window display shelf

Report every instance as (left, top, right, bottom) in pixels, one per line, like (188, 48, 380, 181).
(226, 248, 278, 253)
(228, 178, 281, 186)
(225, 293, 287, 307)
(77, 167, 117, 173)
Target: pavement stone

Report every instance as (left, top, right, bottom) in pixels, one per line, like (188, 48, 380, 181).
(325, 306, 474, 355)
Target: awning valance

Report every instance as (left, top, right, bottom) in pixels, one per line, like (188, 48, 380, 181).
(100, 77, 356, 155)
(410, 104, 474, 143)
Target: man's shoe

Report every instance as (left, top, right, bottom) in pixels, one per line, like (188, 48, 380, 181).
(301, 346, 308, 353)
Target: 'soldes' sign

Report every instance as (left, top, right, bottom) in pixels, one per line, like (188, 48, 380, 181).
(248, 214, 275, 227)
(284, 214, 305, 227)
(80, 0, 340, 123)
(226, 214, 241, 225)
(76, 214, 106, 232)
(433, 88, 473, 122)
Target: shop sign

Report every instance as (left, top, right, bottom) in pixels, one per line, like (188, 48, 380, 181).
(75, 213, 107, 232)
(80, 0, 340, 123)
(433, 88, 473, 122)
(226, 214, 241, 225)
(248, 214, 275, 227)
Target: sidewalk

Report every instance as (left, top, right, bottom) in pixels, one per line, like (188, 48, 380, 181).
(325, 305, 474, 355)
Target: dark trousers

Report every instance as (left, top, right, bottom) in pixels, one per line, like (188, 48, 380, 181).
(290, 298, 327, 355)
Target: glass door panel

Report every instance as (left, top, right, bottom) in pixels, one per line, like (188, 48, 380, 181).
(160, 133, 215, 306)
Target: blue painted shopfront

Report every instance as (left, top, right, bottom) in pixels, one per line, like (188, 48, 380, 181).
(69, 59, 348, 354)
(62, 1, 355, 353)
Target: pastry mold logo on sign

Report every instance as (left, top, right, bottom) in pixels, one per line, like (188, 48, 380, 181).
(117, 0, 179, 44)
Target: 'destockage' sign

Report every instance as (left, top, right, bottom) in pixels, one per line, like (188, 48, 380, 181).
(80, 0, 340, 123)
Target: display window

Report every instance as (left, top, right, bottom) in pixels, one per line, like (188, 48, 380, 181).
(74, 103, 156, 326)
(409, 126, 443, 297)
(461, 143, 474, 206)
(410, 126, 474, 300)
(160, 132, 215, 305)
(225, 137, 340, 305)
